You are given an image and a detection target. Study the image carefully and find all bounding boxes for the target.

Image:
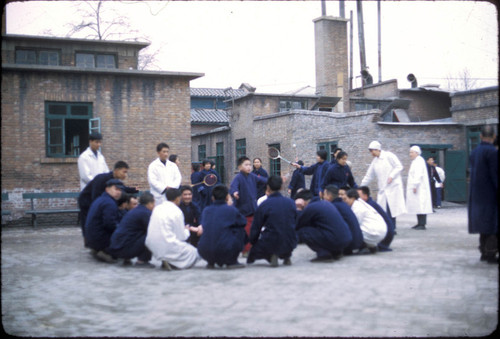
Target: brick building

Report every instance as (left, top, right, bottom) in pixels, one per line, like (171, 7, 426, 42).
(190, 14, 497, 203)
(1, 34, 202, 221)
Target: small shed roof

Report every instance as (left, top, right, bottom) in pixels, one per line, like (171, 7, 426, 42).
(190, 108, 229, 124)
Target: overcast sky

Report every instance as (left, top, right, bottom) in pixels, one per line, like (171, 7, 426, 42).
(5, 0, 498, 93)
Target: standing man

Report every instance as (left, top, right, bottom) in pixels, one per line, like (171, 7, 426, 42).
(360, 141, 406, 229)
(78, 132, 109, 190)
(292, 150, 329, 198)
(426, 157, 442, 209)
(406, 146, 433, 230)
(468, 125, 498, 263)
(148, 143, 182, 206)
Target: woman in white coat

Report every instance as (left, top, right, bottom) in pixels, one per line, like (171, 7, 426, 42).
(406, 145, 433, 230)
(360, 141, 406, 229)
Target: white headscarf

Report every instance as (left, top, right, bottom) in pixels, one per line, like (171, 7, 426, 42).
(410, 145, 422, 155)
(368, 141, 381, 150)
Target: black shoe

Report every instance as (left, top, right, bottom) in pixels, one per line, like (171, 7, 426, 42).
(332, 252, 343, 260)
(269, 254, 278, 267)
(206, 263, 215, 269)
(310, 255, 334, 263)
(283, 257, 292, 266)
(412, 225, 426, 230)
(368, 246, 378, 254)
(123, 259, 133, 266)
(225, 262, 246, 269)
(95, 250, 117, 263)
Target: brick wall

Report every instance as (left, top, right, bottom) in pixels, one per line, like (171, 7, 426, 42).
(451, 87, 499, 126)
(1, 69, 192, 220)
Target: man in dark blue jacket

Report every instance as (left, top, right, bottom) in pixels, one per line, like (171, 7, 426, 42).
(468, 125, 498, 263)
(78, 161, 138, 246)
(197, 185, 247, 268)
(323, 185, 364, 254)
(108, 192, 155, 267)
(179, 185, 202, 247)
(294, 189, 352, 262)
(357, 186, 395, 252)
(292, 150, 329, 197)
(321, 151, 357, 191)
(229, 156, 268, 256)
(288, 160, 305, 199)
(247, 176, 298, 267)
(85, 179, 125, 263)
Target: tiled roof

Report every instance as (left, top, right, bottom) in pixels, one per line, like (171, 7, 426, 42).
(190, 87, 248, 98)
(190, 108, 229, 124)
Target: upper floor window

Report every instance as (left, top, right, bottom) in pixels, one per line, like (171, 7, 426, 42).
(15, 49, 60, 66)
(198, 145, 206, 162)
(279, 99, 307, 112)
(317, 141, 339, 163)
(76, 52, 116, 69)
(235, 138, 246, 166)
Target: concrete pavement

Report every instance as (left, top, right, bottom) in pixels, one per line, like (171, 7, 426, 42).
(1, 202, 498, 337)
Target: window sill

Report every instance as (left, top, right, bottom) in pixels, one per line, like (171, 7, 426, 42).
(40, 157, 78, 164)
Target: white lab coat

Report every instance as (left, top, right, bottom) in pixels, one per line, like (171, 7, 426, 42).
(360, 150, 407, 217)
(351, 199, 387, 246)
(145, 201, 199, 268)
(77, 147, 109, 190)
(405, 156, 433, 215)
(147, 158, 182, 205)
(435, 166, 445, 188)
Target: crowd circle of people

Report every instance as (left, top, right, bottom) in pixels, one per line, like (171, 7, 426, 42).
(78, 129, 498, 269)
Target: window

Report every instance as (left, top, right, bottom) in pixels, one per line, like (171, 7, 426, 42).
(45, 102, 92, 158)
(235, 138, 246, 166)
(216, 142, 225, 183)
(76, 52, 116, 69)
(317, 141, 339, 163)
(269, 143, 281, 176)
(279, 99, 307, 112)
(15, 49, 60, 66)
(198, 145, 206, 162)
(354, 102, 380, 111)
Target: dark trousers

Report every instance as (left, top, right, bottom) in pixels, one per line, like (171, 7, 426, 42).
(297, 228, 343, 258)
(108, 235, 152, 262)
(417, 214, 427, 226)
(386, 203, 397, 229)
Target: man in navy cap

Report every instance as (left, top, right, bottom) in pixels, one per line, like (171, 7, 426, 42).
(78, 132, 109, 191)
(85, 178, 125, 263)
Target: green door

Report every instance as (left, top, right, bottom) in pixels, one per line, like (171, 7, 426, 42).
(444, 150, 467, 202)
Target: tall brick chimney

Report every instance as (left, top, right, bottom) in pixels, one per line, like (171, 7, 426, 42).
(314, 16, 349, 112)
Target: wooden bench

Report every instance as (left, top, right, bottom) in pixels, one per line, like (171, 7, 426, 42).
(23, 192, 80, 227)
(2, 192, 11, 216)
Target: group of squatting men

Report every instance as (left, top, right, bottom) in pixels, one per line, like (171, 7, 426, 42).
(77, 134, 448, 269)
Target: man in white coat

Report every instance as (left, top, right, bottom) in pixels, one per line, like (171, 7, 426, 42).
(147, 143, 182, 205)
(406, 145, 433, 230)
(78, 132, 109, 190)
(146, 188, 202, 270)
(360, 141, 406, 229)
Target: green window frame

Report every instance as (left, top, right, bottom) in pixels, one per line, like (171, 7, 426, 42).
(198, 145, 206, 162)
(235, 138, 246, 166)
(269, 143, 281, 176)
(45, 102, 93, 158)
(216, 142, 225, 183)
(317, 141, 339, 163)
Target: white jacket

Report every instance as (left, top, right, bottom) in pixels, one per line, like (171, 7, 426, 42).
(406, 156, 433, 215)
(435, 166, 445, 188)
(351, 199, 387, 246)
(77, 147, 109, 190)
(145, 201, 199, 268)
(147, 158, 182, 205)
(360, 150, 407, 217)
